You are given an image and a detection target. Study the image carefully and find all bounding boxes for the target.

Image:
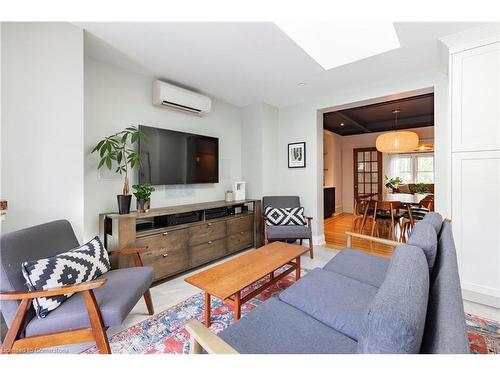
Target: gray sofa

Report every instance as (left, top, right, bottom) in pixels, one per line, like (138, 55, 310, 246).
(211, 212, 469, 354)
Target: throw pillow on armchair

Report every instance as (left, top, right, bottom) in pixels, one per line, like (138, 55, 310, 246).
(21, 236, 111, 318)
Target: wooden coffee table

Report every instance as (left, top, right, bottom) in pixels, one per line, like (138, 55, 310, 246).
(185, 241, 308, 327)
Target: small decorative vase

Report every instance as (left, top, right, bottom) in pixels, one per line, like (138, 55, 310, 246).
(225, 190, 234, 202)
(117, 195, 132, 214)
(137, 198, 150, 213)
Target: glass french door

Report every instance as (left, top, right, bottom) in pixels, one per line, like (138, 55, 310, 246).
(354, 147, 382, 197)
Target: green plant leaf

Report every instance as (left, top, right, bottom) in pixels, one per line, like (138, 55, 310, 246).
(97, 158, 106, 169)
(99, 142, 108, 157)
(131, 132, 138, 144)
(106, 156, 112, 170)
(92, 140, 105, 153)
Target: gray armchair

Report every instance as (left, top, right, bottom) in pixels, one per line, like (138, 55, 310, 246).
(0, 220, 154, 354)
(262, 196, 313, 258)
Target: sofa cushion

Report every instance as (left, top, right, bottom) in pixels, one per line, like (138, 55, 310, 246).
(279, 268, 378, 340)
(323, 248, 390, 288)
(267, 225, 311, 240)
(218, 297, 357, 354)
(25, 266, 154, 336)
(21, 236, 111, 318)
(422, 212, 443, 235)
(407, 221, 438, 271)
(420, 221, 469, 353)
(357, 244, 429, 354)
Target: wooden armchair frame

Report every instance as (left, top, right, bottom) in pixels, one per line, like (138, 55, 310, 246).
(186, 320, 238, 354)
(345, 231, 400, 248)
(0, 247, 154, 354)
(263, 215, 314, 258)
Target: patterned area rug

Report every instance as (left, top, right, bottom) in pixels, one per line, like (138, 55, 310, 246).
(465, 314, 500, 354)
(83, 271, 500, 354)
(83, 269, 298, 354)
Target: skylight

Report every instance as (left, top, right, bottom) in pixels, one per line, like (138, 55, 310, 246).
(275, 22, 400, 70)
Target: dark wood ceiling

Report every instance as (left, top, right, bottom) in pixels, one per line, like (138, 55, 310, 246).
(323, 93, 434, 136)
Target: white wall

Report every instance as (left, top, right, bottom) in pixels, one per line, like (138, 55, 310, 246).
(84, 58, 243, 240)
(323, 130, 343, 213)
(1, 23, 85, 239)
(241, 102, 279, 199)
(241, 104, 264, 199)
(277, 70, 449, 242)
(341, 126, 434, 213)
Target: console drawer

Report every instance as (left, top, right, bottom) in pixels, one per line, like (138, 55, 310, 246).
(227, 215, 254, 235)
(189, 220, 226, 246)
(136, 229, 189, 280)
(227, 231, 254, 253)
(189, 238, 227, 267)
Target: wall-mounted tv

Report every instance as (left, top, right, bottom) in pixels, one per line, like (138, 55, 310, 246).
(138, 125, 219, 185)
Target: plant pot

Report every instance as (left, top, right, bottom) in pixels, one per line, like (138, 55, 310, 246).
(137, 198, 150, 213)
(117, 195, 132, 214)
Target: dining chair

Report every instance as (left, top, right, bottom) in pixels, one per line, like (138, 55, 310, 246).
(352, 194, 375, 234)
(400, 195, 434, 242)
(370, 200, 403, 241)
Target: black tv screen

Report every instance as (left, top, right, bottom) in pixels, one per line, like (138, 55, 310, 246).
(138, 125, 219, 185)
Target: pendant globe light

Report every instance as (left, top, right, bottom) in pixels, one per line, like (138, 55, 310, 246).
(376, 109, 419, 153)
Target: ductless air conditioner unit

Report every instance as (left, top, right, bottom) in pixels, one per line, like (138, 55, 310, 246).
(153, 80, 212, 115)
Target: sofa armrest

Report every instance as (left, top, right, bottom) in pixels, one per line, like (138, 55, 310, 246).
(185, 320, 239, 354)
(345, 231, 399, 248)
(0, 278, 107, 301)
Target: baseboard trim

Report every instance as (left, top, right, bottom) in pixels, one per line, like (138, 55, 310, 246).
(462, 289, 500, 309)
(313, 234, 326, 246)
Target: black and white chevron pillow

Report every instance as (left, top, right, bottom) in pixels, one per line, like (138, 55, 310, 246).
(21, 236, 111, 318)
(265, 206, 307, 226)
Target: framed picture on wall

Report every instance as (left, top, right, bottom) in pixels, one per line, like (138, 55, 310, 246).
(288, 142, 306, 168)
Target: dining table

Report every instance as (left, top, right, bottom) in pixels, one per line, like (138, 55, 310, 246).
(358, 192, 433, 238)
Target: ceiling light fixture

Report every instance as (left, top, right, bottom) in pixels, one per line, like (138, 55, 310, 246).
(376, 109, 419, 154)
(340, 122, 345, 127)
(275, 22, 400, 70)
(297, 82, 306, 86)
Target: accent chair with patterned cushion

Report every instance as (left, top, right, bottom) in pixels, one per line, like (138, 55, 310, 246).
(262, 196, 313, 258)
(0, 220, 155, 354)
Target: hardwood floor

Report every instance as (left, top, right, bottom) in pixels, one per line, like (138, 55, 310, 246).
(324, 213, 395, 258)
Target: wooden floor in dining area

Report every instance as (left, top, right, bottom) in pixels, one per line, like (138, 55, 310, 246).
(324, 213, 395, 258)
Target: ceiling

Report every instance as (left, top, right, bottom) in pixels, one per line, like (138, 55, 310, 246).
(79, 22, 488, 108)
(323, 93, 434, 136)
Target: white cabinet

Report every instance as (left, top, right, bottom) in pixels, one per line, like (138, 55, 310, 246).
(450, 37, 500, 308)
(451, 42, 500, 152)
(452, 151, 500, 307)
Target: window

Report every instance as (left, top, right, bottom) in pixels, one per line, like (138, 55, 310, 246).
(388, 153, 434, 184)
(393, 156, 413, 183)
(416, 156, 434, 183)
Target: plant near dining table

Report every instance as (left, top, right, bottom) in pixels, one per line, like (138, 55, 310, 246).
(384, 176, 403, 190)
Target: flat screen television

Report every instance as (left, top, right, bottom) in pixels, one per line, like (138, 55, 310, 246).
(138, 125, 219, 185)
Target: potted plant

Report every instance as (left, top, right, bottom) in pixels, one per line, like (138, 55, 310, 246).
(384, 176, 403, 192)
(412, 183, 429, 194)
(133, 183, 155, 212)
(92, 126, 146, 214)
